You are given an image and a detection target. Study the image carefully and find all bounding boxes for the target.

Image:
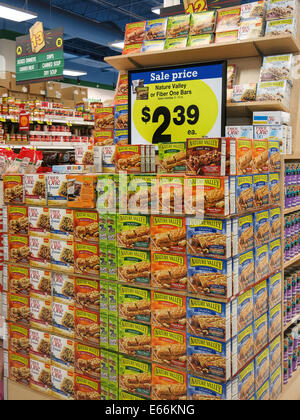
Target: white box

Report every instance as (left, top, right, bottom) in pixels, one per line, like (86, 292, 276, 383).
(226, 126, 253, 139)
(253, 111, 290, 125)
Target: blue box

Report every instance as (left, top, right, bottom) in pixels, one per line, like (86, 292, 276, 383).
(269, 238, 281, 273)
(237, 214, 254, 254)
(254, 210, 270, 247)
(236, 175, 254, 214)
(269, 336, 282, 374)
(269, 173, 280, 205)
(254, 347, 270, 392)
(268, 304, 282, 342)
(235, 249, 255, 295)
(232, 361, 255, 400)
(254, 313, 269, 355)
(232, 289, 254, 337)
(269, 207, 281, 240)
(187, 374, 232, 400)
(253, 279, 268, 320)
(255, 244, 269, 283)
(255, 380, 270, 401)
(232, 324, 255, 374)
(270, 366, 282, 400)
(253, 174, 269, 209)
(268, 271, 282, 309)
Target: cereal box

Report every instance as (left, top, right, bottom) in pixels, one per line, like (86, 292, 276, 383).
(269, 303, 282, 341)
(51, 334, 75, 370)
(188, 255, 233, 299)
(50, 239, 74, 274)
(158, 142, 186, 174)
(151, 364, 187, 400)
(269, 238, 281, 273)
(73, 211, 99, 244)
(186, 138, 226, 177)
(187, 334, 231, 381)
(158, 175, 185, 215)
(145, 18, 168, 40)
(254, 280, 268, 320)
(30, 295, 52, 332)
(270, 207, 281, 240)
(108, 313, 119, 352)
(3, 175, 24, 204)
(28, 206, 50, 237)
(9, 351, 30, 386)
(124, 21, 146, 45)
(270, 366, 282, 400)
(236, 175, 254, 214)
(269, 173, 280, 205)
(52, 299, 75, 339)
(142, 40, 165, 52)
(187, 217, 231, 259)
(119, 319, 151, 359)
(67, 174, 97, 209)
(51, 365, 74, 400)
(232, 290, 254, 336)
(152, 326, 186, 369)
(30, 355, 52, 395)
(118, 248, 151, 286)
(74, 242, 100, 277)
(166, 14, 190, 38)
(29, 329, 51, 362)
(254, 313, 269, 354)
(9, 234, 30, 264)
(256, 80, 291, 108)
(52, 272, 75, 304)
(75, 308, 100, 346)
(151, 291, 186, 332)
(254, 210, 270, 248)
(75, 342, 100, 379)
(8, 293, 30, 325)
(7, 205, 28, 235)
(187, 33, 214, 46)
(255, 347, 270, 391)
(237, 214, 254, 254)
(74, 277, 99, 313)
(232, 84, 257, 102)
(190, 11, 216, 35)
(187, 297, 231, 342)
(24, 174, 47, 206)
(255, 244, 269, 282)
(232, 361, 255, 400)
(151, 216, 187, 255)
(236, 250, 255, 295)
(8, 323, 29, 356)
(74, 373, 100, 400)
(29, 235, 51, 269)
(47, 173, 68, 207)
(119, 284, 151, 324)
(269, 335, 281, 373)
(268, 272, 282, 309)
(8, 265, 30, 296)
(216, 7, 241, 32)
(266, 0, 297, 20)
(50, 208, 74, 241)
(117, 214, 150, 251)
(187, 375, 231, 400)
(232, 324, 255, 373)
(151, 252, 187, 291)
(119, 354, 151, 398)
(253, 174, 269, 208)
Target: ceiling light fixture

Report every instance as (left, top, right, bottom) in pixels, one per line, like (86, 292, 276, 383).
(110, 41, 124, 50)
(63, 70, 87, 77)
(0, 2, 37, 22)
(151, 7, 161, 15)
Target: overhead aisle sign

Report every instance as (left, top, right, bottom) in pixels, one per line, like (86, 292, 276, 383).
(16, 23, 64, 84)
(129, 62, 226, 145)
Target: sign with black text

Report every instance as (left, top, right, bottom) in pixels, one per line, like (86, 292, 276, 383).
(129, 62, 226, 145)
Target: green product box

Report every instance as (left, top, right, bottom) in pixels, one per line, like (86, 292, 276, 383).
(101, 348, 109, 380)
(118, 389, 149, 400)
(109, 383, 119, 400)
(108, 281, 118, 315)
(117, 214, 151, 250)
(99, 214, 108, 242)
(108, 313, 119, 352)
(100, 280, 109, 311)
(118, 284, 151, 324)
(127, 174, 158, 214)
(108, 350, 119, 384)
(99, 241, 108, 278)
(107, 214, 117, 245)
(117, 248, 151, 286)
(119, 319, 151, 359)
(96, 174, 117, 214)
(119, 354, 152, 398)
(158, 142, 186, 173)
(100, 310, 109, 348)
(101, 378, 110, 400)
(107, 244, 118, 281)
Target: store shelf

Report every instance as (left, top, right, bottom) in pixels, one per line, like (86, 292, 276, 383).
(279, 371, 300, 401)
(7, 380, 56, 401)
(284, 253, 300, 269)
(284, 154, 300, 160)
(284, 205, 300, 215)
(105, 35, 300, 71)
(0, 115, 94, 127)
(6, 143, 76, 149)
(284, 314, 300, 331)
(29, 131, 72, 136)
(227, 101, 289, 118)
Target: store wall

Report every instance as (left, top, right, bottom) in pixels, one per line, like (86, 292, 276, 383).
(0, 39, 16, 72)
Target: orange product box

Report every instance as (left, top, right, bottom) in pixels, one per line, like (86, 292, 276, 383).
(75, 308, 100, 347)
(7, 293, 30, 326)
(74, 373, 101, 400)
(114, 74, 128, 105)
(67, 174, 97, 209)
(8, 264, 30, 296)
(150, 215, 187, 254)
(152, 326, 187, 369)
(30, 268, 51, 298)
(94, 129, 114, 146)
(9, 351, 30, 386)
(151, 291, 187, 332)
(74, 277, 100, 313)
(8, 234, 30, 264)
(30, 355, 52, 395)
(29, 328, 51, 362)
(230, 138, 253, 175)
(158, 175, 185, 215)
(74, 242, 100, 277)
(8, 323, 30, 356)
(123, 43, 143, 55)
(151, 251, 187, 291)
(151, 363, 187, 400)
(75, 342, 101, 380)
(29, 235, 51, 269)
(7, 205, 28, 235)
(3, 174, 24, 204)
(124, 21, 146, 45)
(94, 106, 114, 130)
(30, 294, 52, 333)
(115, 145, 141, 173)
(252, 140, 269, 173)
(74, 210, 99, 243)
(24, 174, 47, 206)
(28, 206, 50, 237)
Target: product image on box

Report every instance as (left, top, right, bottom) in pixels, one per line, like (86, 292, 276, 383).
(237, 250, 255, 293)
(234, 139, 253, 176)
(75, 343, 100, 379)
(9, 234, 30, 264)
(260, 53, 293, 82)
(74, 373, 100, 400)
(8, 293, 30, 325)
(145, 18, 168, 40)
(73, 211, 99, 243)
(29, 329, 51, 362)
(52, 365, 74, 400)
(124, 21, 146, 45)
(8, 265, 30, 296)
(158, 175, 185, 215)
(151, 291, 186, 332)
(167, 14, 190, 38)
(24, 174, 47, 206)
(232, 361, 255, 400)
(75, 308, 100, 346)
(254, 313, 269, 355)
(119, 319, 151, 359)
(253, 174, 269, 208)
(266, 0, 297, 20)
(186, 138, 226, 176)
(255, 347, 270, 392)
(256, 80, 291, 108)
(255, 244, 269, 282)
(74, 277, 100, 312)
(187, 297, 230, 342)
(47, 174, 68, 207)
(238, 214, 254, 254)
(8, 323, 30, 356)
(270, 366, 282, 400)
(94, 107, 114, 130)
(114, 104, 128, 130)
(269, 173, 280, 205)
(50, 208, 74, 241)
(151, 216, 186, 254)
(53, 300, 75, 339)
(158, 142, 186, 174)
(269, 335, 281, 373)
(190, 11, 216, 35)
(233, 324, 255, 373)
(30, 295, 52, 332)
(151, 251, 187, 291)
(254, 280, 268, 320)
(187, 375, 231, 400)
(232, 289, 254, 335)
(216, 7, 241, 32)
(9, 351, 30, 386)
(236, 176, 254, 213)
(125, 174, 158, 214)
(270, 207, 281, 240)
(119, 285, 151, 324)
(268, 271, 282, 309)
(152, 326, 187, 369)
(117, 214, 150, 250)
(151, 364, 187, 400)
(118, 248, 151, 286)
(29, 207, 50, 237)
(50, 239, 74, 273)
(51, 334, 75, 369)
(4, 175, 24, 204)
(7, 206, 28, 235)
(52, 272, 74, 303)
(119, 354, 151, 398)
(232, 84, 257, 102)
(74, 242, 99, 276)
(254, 210, 270, 247)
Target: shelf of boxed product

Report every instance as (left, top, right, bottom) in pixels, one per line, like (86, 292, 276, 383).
(105, 35, 300, 71)
(226, 101, 289, 118)
(0, 115, 94, 127)
(279, 372, 300, 401)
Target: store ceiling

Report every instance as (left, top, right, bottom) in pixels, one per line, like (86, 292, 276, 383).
(0, 0, 162, 86)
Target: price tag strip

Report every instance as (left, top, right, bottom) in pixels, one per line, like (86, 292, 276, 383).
(129, 62, 226, 145)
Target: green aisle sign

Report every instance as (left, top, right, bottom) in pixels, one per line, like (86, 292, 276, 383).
(16, 27, 64, 84)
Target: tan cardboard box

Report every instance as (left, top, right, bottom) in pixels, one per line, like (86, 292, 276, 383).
(10, 73, 28, 93)
(29, 82, 46, 96)
(8, 91, 28, 101)
(0, 71, 13, 90)
(63, 99, 75, 109)
(46, 81, 62, 99)
(0, 87, 8, 97)
(61, 86, 75, 100)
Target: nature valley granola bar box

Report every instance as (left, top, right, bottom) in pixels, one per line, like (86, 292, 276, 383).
(9, 351, 30, 386)
(74, 242, 100, 277)
(253, 279, 268, 320)
(268, 271, 282, 309)
(255, 347, 270, 391)
(187, 33, 214, 46)
(100, 310, 109, 349)
(51, 335, 75, 370)
(100, 281, 108, 311)
(166, 14, 190, 38)
(232, 324, 255, 374)
(51, 365, 74, 400)
(232, 361, 255, 400)
(236, 175, 254, 214)
(8, 323, 29, 356)
(74, 373, 100, 400)
(24, 174, 47, 206)
(109, 314, 119, 352)
(74, 277, 99, 313)
(269, 140, 281, 172)
(8, 265, 30, 296)
(158, 175, 185, 215)
(216, 6, 241, 32)
(119, 285, 151, 324)
(236, 250, 255, 295)
(124, 21, 146, 45)
(254, 210, 270, 247)
(107, 244, 118, 281)
(9, 234, 30, 264)
(75, 343, 100, 380)
(254, 313, 269, 355)
(270, 207, 281, 240)
(151, 291, 186, 332)
(117, 214, 150, 251)
(237, 214, 254, 254)
(47, 173, 68, 207)
(269, 172, 280, 205)
(253, 174, 269, 209)
(187, 297, 231, 342)
(3, 175, 24, 204)
(269, 238, 281, 273)
(151, 364, 187, 400)
(151, 215, 186, 254)
(75, 308, 100, 347)
(151, 252, 187, 291)
(119, 354, 151, 398)
(118, 248, 151, 286)
(8, 293, 30, 326)
(29, 328, 51, 363)
(118, 389, 148, 400)
(151, 326, 187, 369)
(119, 319, 151, 359)
(187, 375, 232, 400)
(269, 335, 281, 373)
(231, 289, 254, 336)
(108, 282, 118, 315)
(230, 139, 253, 176)
(7, 205, 28, 235)
(145, 18, 168, 40)
(270, 366, 282, 400)
(158, 142, 186, 174)
(255, 244, 269, 282)
(186, 138, 226, 177)
(269, 303, 282, 342)
(74, 211, 99, 244)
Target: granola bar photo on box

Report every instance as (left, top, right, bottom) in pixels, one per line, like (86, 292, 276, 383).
(158, 142, 186, 174)
(151, 215, 186, 254)
(3, 175, 24, 204)
(51, 334, 75, 370)
(119, 284, 151, 324)
(28, 207, 50, 237)
(75, 342, 100, 380)
(187, 375, 232, 400)
(145, 18, 168, 40)
(7, 205, 28, 235)
(124, 21, 146, 45)
(151, 291, 186, 332)
(253, 174, 269, 208)
(240, 1, 267, 20)
(117, 214, 150, 250)
(232, 324, 255, 374)
(237, 250, 255, 294)
(119, 354, 151, 398)
(47, 173, 68, 207)
(190, 11, 216, 35)
(166, 14, 191, 38)
(232, 361, 255, 400)
(151, 364, 187, 400)
(254, 209, 270, 247)
(265, 17, 297, 37)
(236, 175, 254, 213)
(50, 239, 74, 274)
(254, 313, 269, 354)
(151, 251, 188, 291)
(266, 0, 298, 20)
(74, 242, 100, 277)
(270, 207, 281, 240)
(29, 328, 51, 362)
(119, 319, 151, 359)
(9, 351, 30, 386)
(238, 214, 254, 254)
(186, 138, 226, 177)
(255, 244, 270, 282)
(256, 81, 291, 108)
(8, 323, 30, 356)
(73, 211, 99, 243)
(231, 289, 254, 336)
(254, 347, 270, 391)
(216, 7, 241, 32)
(260, 53, 294, 82)
(269, 172, 280, 205)
(118, 248, 151, 286)
(50, 208, 74, 241)
(75, 308, 100, 346)
(269, 140, 281, 172)
(254, 279, 268, 320)
(8, 265, 30, 296)
(268, 271, 282, 308)
(74, 277, 100, 313)
(30, 268, 51, 298)
(232, 84, 257, 102)
(152, 326, 187, 369)
(9, 234, 30, 264)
